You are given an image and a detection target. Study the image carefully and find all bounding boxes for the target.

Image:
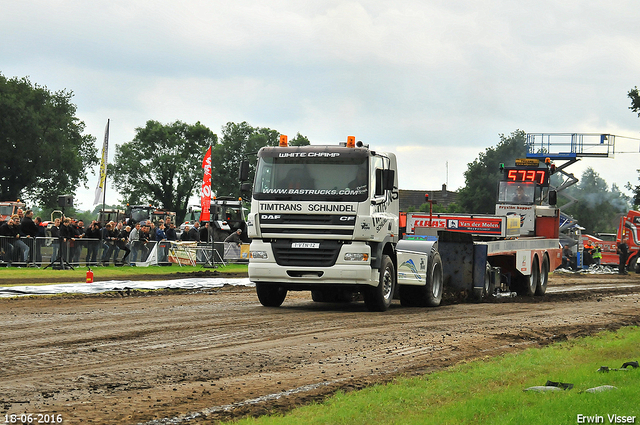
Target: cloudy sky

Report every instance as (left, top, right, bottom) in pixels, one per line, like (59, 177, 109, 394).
(2, 0, 640, 211)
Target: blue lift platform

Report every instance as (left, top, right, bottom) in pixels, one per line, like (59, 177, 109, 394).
(525, 133, 615, 161)
(524, 133, 617, 211)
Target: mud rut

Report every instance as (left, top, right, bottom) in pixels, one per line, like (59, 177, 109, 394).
(1, 274, 639, 424)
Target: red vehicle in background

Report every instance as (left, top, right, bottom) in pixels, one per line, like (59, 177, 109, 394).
(0, 200, 26, 222)
(617, 210, 640, 273)
(583, 210, 640, 272)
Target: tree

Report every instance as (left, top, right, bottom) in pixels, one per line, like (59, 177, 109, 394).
(562, 168, 630, 233)
(626, 87, 640, 206)
(629, 86, 640, 117)
(289, 132, 311, 146)
(418, 202, 464, 214)
(625, 174, 640, 209)
(456, 130, 528, 213)
(210, 122, 310, 197)
(111, 120, 217, 223)
(0, 73, 98, 209)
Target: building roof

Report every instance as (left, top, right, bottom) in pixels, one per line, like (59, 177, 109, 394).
(399, 184, 458, 211)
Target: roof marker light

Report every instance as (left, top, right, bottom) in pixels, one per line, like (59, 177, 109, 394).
(347, 136, 356, 148)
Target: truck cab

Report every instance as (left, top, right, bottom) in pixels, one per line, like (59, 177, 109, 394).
(189, 198, 248, 241)
(126, 205, 155, 225)
(246, 136, 399, 311)
(618, 210, 640, 272)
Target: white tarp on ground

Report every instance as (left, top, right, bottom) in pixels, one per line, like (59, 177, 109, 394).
(0, 277, 253, 297)
(554, 265, 620, 274)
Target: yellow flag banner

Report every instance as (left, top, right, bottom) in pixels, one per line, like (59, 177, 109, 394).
(93, 119, 109, 206)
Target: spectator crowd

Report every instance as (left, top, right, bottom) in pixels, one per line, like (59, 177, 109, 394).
(0, 209, 218, 267)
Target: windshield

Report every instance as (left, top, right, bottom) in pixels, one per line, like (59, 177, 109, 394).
(218, 206, 243, 221)
(188, 209, 201, 222)
(253, 147, 369, 201)
(0, 206, 13, 216)
(131, 208, 152, 222)
(498, 181, 536, 204)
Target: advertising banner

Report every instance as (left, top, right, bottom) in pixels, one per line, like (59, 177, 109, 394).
(200, 146, 212, 222)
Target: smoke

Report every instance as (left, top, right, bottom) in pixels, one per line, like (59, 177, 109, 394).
(579, 188, 629, 211)
(561, 168, 631, 212)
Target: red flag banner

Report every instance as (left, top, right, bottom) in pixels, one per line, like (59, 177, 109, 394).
(200, 146, 212, 222)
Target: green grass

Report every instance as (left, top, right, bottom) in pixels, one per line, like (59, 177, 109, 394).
(230, 327, 640, 425)
(0, 263, 248, 286)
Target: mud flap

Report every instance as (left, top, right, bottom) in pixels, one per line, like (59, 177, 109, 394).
(437, 231, 475, 293)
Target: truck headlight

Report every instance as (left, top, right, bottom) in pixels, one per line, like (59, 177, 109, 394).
(344, 253, 369, 261)
(250, 251, 268, 259)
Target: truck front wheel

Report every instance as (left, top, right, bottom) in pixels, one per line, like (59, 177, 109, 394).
(364, 254, 395, 312)
(256, 283, 287, 307)
(472, 263, 492, 301)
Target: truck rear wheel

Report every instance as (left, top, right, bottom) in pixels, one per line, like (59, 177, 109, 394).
(535, 255, 549, 296)
(364, 255, 395, 312)
(399, 253, 443, 307)
(473, 263, 492, 301)
(516, 256, 539, 297)
(421, 252, 443, 306)
(256, 283, 287, 307)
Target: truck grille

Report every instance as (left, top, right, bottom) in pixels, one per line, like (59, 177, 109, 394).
(271, 240, 342, 267)
(259, 214, 355, 237)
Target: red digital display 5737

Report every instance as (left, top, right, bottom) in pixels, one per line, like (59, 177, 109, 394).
(504, 168, 549, 186)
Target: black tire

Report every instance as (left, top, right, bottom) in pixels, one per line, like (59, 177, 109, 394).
(630, 255, 639, 274)
(256, 283, 287, 307)
(535, 255, 549, 296)
(422, 252, 443, 306)
(364, 254, 395, 312)
(311, 290, 326, 302)
(399, 285, 416, 307)
(400, 253, 444, 307)
(517, 256, 539, 296)
(473, 263, 492, 301)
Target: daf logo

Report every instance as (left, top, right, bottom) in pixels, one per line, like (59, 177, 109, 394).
(261, 214, 281, 220)
(339, 216, 355, 221)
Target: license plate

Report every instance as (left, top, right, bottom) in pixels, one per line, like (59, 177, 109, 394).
(292, 242, 320, 249)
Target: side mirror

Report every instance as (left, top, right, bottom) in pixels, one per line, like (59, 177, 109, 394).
(241, 182, 253, 193)
(375, 169, 394, 196)
(384, 169, 395, 190)
(548, 190, 557, 206)
(239, 160, 250, 181)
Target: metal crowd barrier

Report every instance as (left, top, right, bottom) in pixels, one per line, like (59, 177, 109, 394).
(0, 236, 249, 268)
(165, 242, 248, 266)
(0, 236, 156, 268)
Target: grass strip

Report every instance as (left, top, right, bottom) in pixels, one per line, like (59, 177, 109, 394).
(230, 326, 640, 425)
(0, 264, 248, 286)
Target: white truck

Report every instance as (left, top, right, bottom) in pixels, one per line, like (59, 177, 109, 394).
(243, 137, 561, 311)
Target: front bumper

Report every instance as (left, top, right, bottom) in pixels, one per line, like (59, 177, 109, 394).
(248, 240, 377, 287)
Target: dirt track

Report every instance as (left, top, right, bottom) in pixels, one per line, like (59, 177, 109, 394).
(1, 273, 640, 424)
